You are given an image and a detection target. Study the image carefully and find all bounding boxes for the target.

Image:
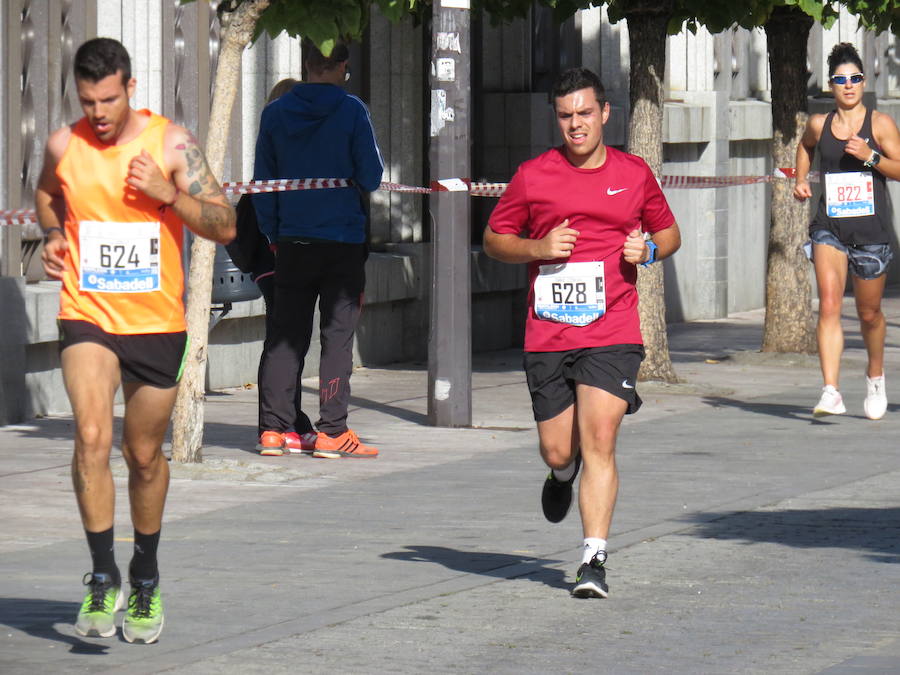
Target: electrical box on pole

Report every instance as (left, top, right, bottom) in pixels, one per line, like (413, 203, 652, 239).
(427, 0, 472, 427)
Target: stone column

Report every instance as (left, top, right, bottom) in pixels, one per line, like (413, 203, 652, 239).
(664, 26, 729, 320)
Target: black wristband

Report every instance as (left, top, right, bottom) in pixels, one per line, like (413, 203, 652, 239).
(42, 226, 64, 242)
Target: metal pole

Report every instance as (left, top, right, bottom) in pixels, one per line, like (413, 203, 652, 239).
(427, 0, 471, 427)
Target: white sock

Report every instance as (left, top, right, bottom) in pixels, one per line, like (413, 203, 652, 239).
(582, 538, 607, 565)
(552, 458, 577, 482)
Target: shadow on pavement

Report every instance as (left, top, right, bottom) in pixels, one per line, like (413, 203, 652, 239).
(0, 597, 113, 654)
(701, 396, 900, 422)
(345, 393, 428, 425)
(701, 396, 819, 421)
(845, 337, 900, 351)
(1, 417, 79, 444)
(305, 383, 428, 426)
(382, 545, 570, 590)
(688, 507, 900, 563)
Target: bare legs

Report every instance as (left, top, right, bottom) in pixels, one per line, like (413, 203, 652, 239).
(813, 243, 887, 386)
(535, 385, 627, 540)
(63, 342, 174, 542)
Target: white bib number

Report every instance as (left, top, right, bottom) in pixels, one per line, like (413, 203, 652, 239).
(79, 221, 161, 293)
(533, 261, 605, 326)
(825, 171, 874, 218)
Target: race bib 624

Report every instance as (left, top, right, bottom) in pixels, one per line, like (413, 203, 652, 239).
(78, 221, 161, 293)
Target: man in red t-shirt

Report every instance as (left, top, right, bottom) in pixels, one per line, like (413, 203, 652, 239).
(484, 67, 681, 598)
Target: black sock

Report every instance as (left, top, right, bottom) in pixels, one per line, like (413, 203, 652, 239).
(130, 529, 161, 581)
(85, 527, 119, 584)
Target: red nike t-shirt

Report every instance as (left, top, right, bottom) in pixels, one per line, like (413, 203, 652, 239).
(488, 146, 676, 353)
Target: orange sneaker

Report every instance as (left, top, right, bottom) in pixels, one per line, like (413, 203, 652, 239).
(256, 431, 285, 456)
(283, 431, 317, 455)
(312, 429, 379, 459)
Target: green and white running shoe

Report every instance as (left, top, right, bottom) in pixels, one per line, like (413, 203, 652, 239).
(123, 575, 164, 644)
(74, 572, 123, 638)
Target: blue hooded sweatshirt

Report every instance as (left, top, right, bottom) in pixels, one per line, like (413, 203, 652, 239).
(253, 83, 383, 243)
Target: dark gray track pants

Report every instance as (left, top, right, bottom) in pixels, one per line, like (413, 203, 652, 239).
(258, 241, 365, 436)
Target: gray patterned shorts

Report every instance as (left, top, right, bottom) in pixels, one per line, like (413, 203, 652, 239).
(806, 229, 893, 280)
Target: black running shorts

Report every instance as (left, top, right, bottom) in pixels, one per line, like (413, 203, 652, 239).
(59, 319, 189, 389)
(523, 345, 645, 422)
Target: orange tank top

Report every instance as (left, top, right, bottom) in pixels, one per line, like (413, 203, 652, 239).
(56, 110, 186, 335)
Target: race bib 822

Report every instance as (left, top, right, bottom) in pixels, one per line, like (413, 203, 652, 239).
(825, 171, 875, 218)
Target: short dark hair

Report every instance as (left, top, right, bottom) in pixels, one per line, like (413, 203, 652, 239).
(551, 68, 606, 109)
(827, 42, 863, 77)
(304, 41, 350, 76)
(74, 37, 131, 84)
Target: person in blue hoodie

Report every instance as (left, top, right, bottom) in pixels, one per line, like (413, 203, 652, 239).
(227, 78, 319, 455)
(253, 42, 383, 459)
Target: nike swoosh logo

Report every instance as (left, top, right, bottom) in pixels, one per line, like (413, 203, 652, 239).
(607, 187, 628, 196)
(622, 379, 634, 389)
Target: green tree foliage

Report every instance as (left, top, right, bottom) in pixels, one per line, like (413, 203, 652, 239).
(247, 0, 536, 53)
(675, 0, 836, 33)
(251, 0, 416, 54)
(850, 0, 900, 32)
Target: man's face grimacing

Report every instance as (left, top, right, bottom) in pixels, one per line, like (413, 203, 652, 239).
(554, 87, 610, 169)
(76, 71, 136, 144)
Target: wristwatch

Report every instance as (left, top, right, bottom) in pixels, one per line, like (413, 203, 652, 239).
(640, 239, 658, 267)
(863, 150, 882, 168)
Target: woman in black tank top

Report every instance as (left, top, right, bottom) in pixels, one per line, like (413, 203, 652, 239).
(793, 42, 900, 421)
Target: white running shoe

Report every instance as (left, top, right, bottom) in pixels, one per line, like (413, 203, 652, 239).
(813, 385, 846, 416)
(864, 374, 887, 420)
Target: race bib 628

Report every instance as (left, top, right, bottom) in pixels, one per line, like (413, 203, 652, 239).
(533, 261, 605, 327)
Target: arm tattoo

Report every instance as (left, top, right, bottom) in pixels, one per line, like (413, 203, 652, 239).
(175, 130, 235, 238)
(200, 200, 231, 235)
(176, 132, 221, 198)
(200, 201, 234, 239)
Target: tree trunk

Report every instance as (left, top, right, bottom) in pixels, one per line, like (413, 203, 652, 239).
(170, 0, 271, 463)
(625, 3, 679, 383)
(762, 7, 816, 353)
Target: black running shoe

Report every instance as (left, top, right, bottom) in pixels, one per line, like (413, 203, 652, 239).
(541, 453, 581, 523)
(572, 551, 609, 598)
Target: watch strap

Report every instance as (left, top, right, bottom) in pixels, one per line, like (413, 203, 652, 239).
(640, 240, 658, 267)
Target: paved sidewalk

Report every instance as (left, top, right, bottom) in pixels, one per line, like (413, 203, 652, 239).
(1, 292, 899, 674)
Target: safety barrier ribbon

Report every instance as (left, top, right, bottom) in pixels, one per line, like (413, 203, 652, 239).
(0, 209, 40, 226)
(0, 170, 823, 226)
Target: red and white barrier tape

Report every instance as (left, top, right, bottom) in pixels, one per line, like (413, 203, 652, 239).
(0, 170, 823, 226)
(222, 177, 352, 194)
(0, 209, 41, 226)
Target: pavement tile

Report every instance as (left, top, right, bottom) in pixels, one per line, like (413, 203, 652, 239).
(1, 293, 899, 673)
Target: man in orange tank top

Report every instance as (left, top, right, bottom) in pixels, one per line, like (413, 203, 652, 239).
(35, 38, 235, 644)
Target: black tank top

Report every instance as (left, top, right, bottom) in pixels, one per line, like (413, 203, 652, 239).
(810, 108, 891, 245)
